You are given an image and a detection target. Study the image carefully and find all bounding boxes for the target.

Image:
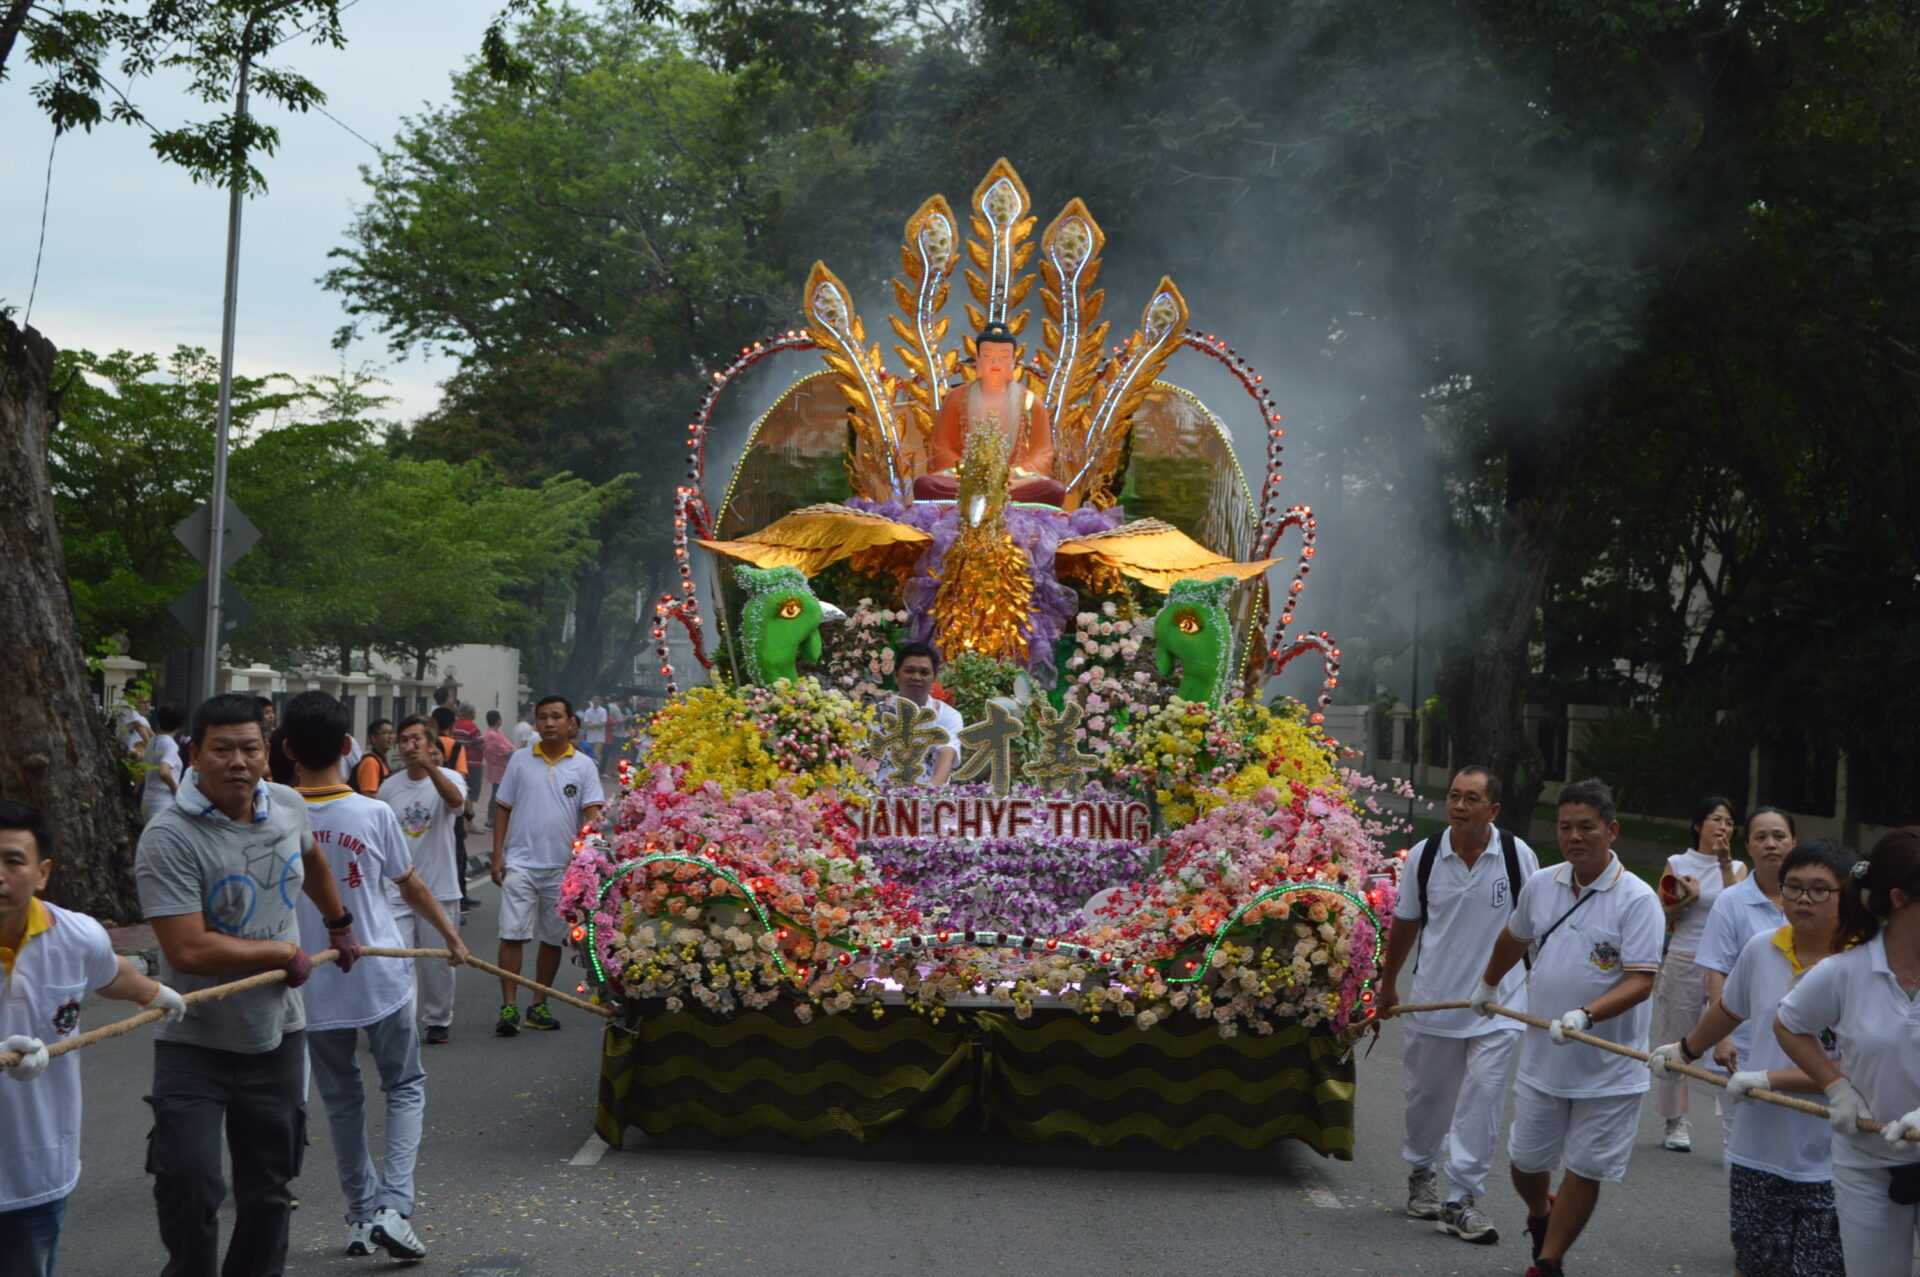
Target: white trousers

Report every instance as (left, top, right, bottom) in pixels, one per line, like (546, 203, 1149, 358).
(395, 907, 461, 1028)
(1654, 947, 1710, 1119)
(1830, 1161, 1920, 1276)
(1401, 1027, 1521, 1200)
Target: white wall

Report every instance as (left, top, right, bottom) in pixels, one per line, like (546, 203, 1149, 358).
(362, 645, 523, 718)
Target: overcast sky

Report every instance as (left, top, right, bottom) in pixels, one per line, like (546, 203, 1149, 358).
(0, 1, 510, 422)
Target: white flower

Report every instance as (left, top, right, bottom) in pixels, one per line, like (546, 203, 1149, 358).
(1077, 611, 1097, 626)
(1101, 601, 1117, 617)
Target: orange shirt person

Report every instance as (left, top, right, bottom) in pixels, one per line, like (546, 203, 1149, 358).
(915, 321, 1064, 506)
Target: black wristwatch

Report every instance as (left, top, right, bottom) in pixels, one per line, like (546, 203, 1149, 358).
(324, 910, 354, 931)
(1678, 1034, 1700, 1064)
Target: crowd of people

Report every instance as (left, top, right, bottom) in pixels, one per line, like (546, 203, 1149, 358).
(0, 685, 622, 1273)
(1377, 767, 1920, 1277)
(4, 682, 1917, 1276)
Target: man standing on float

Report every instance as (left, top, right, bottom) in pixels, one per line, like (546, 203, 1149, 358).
(915, 321, 1065, 506)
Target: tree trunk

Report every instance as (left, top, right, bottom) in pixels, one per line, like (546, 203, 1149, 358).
(558, 559, 611, 701)
(1440, 422, 1576, 834)
(0, 318, 140, 921)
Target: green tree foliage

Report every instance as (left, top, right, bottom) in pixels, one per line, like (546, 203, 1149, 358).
(48, 346, 609, 675)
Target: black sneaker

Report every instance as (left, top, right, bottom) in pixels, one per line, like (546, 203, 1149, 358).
(525, 1001, 560, 1031)
(495, 1004, 520, 1037)
(425, 1024, 450, 1045)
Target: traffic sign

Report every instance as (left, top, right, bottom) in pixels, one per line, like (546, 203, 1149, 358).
(173, 499, 260, 574)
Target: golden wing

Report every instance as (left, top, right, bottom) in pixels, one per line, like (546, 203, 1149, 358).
(1055, 518, 1276, 593)
(888, 195, 960, 457)
(1065, 278, 1190, 510)
(696, 503, 931, 578)
(804, 261, 911, 504)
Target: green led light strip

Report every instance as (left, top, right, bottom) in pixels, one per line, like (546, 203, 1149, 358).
(1162, 881, 1382, 986)
(583, 852, 1384, 1002)
(585, 853, 793, 986)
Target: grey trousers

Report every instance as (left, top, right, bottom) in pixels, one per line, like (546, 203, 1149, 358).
(306, 1006, 425, 1223)
(394, 908, 460, 1028)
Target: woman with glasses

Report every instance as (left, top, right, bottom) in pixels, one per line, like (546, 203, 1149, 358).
(1775, 828, 1920, 1275)
(1650, 840, 1872, 1277)
(1654, 795, 1745, 1151)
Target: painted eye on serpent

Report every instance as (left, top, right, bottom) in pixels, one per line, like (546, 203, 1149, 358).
(777, 598, 804, 620)
(1176, 611, 1201, 634)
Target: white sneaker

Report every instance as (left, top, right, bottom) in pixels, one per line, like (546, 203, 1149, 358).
(370, 1208, 426, 1260)
(344, 1222, 373, 1257)
(1663, 1116, 1693, 1152)
(1406, 1166, 1442, 1219)
(1437, 1194, 1500, 1244)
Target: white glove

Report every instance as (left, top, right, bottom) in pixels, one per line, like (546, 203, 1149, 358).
(1647, 1041, 1686, 1077)
(1468, 979, 1500, 1018)
(2, 1035, 49, 1081)
(1880, 1105, 1920, 1146)
(144, 983, 188, 1025)
(1824, 1078, 1872, 1134)
(1725, 1071, 1769, 1105)
(1549, 1008, 1592, 1045)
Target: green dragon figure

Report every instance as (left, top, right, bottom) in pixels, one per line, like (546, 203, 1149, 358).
(1153, 577, 1236, 706)
(735, 565, 823, 685)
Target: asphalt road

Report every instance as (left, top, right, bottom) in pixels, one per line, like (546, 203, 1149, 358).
(54, 878, 1875, 1277)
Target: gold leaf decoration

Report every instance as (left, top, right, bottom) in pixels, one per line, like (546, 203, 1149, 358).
(961, 158, 1037, 371)
(888, 195, 960, 458)
(804, 260, 911, 503)
(1037, 199, 1110, 488)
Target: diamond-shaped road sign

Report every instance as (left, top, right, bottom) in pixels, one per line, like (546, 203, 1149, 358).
(173, 499, 260, 574)
(168, 577, 253, 641)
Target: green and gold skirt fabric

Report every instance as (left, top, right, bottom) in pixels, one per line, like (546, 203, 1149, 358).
(597, 1003, 1355, 1158)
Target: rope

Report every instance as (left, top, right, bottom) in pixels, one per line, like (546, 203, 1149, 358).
(1365, 1000, 1919, 1139)
(0, 945, 609, 1069)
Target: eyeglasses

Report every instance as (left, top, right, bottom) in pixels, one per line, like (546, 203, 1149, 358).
(1781, 881, 1836, 903)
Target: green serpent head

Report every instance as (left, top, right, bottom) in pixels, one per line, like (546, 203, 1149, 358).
(1154, 577, 1235, 706)
(735, 565, 823, 685)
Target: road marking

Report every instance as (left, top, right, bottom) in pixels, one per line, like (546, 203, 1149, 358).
(568, 1134, 610, 1167)
(1306, 1186, 1344, 1209)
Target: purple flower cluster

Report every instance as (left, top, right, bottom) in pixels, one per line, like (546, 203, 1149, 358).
(846, 498, 1124, 684)
(863, 827, 1151, 936)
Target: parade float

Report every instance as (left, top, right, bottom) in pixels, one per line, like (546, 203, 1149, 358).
(564, 160, 1406, 1157)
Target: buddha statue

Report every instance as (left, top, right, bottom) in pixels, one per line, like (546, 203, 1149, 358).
(913, 321, 1066, 506)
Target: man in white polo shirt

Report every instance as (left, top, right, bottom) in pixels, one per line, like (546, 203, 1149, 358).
(1378, 765, 1539, 1245)
(490, 694, 604, 1037)
(0, 801, 187, 1276)
(1471, 777, 1663, 1277)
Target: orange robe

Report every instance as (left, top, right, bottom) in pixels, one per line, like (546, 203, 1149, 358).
(917, 382, 1063, 504)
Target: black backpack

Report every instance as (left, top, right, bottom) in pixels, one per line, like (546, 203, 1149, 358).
(1412, 827, 1529, 970)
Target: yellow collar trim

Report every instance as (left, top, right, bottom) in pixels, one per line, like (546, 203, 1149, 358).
(1771, 923, 1855, 976)
(0, 899, 51, 975)
(534, 742, 576, 765)
(296, 784, 356, 804)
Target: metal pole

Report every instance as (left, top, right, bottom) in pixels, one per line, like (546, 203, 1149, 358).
(200, 31, 256, 700)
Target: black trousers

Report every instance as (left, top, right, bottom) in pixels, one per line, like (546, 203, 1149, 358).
(147, 1031, 306, 1277)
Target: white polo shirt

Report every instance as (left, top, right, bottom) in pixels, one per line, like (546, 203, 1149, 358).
(1777, 933, 1920, 1170)
(0, 900, 120, 1211)
(495, 743, 605, 873)
(1507, 855, 1665, 1099)
(1697, 875, 1787, 1061)
(1392, 828, 1540, 1037)
(295, 786, 415, 1031)
(1720, 927, 1838, 1182)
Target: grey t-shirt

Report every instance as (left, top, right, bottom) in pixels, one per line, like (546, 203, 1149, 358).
(135, 774, 312, 1053)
